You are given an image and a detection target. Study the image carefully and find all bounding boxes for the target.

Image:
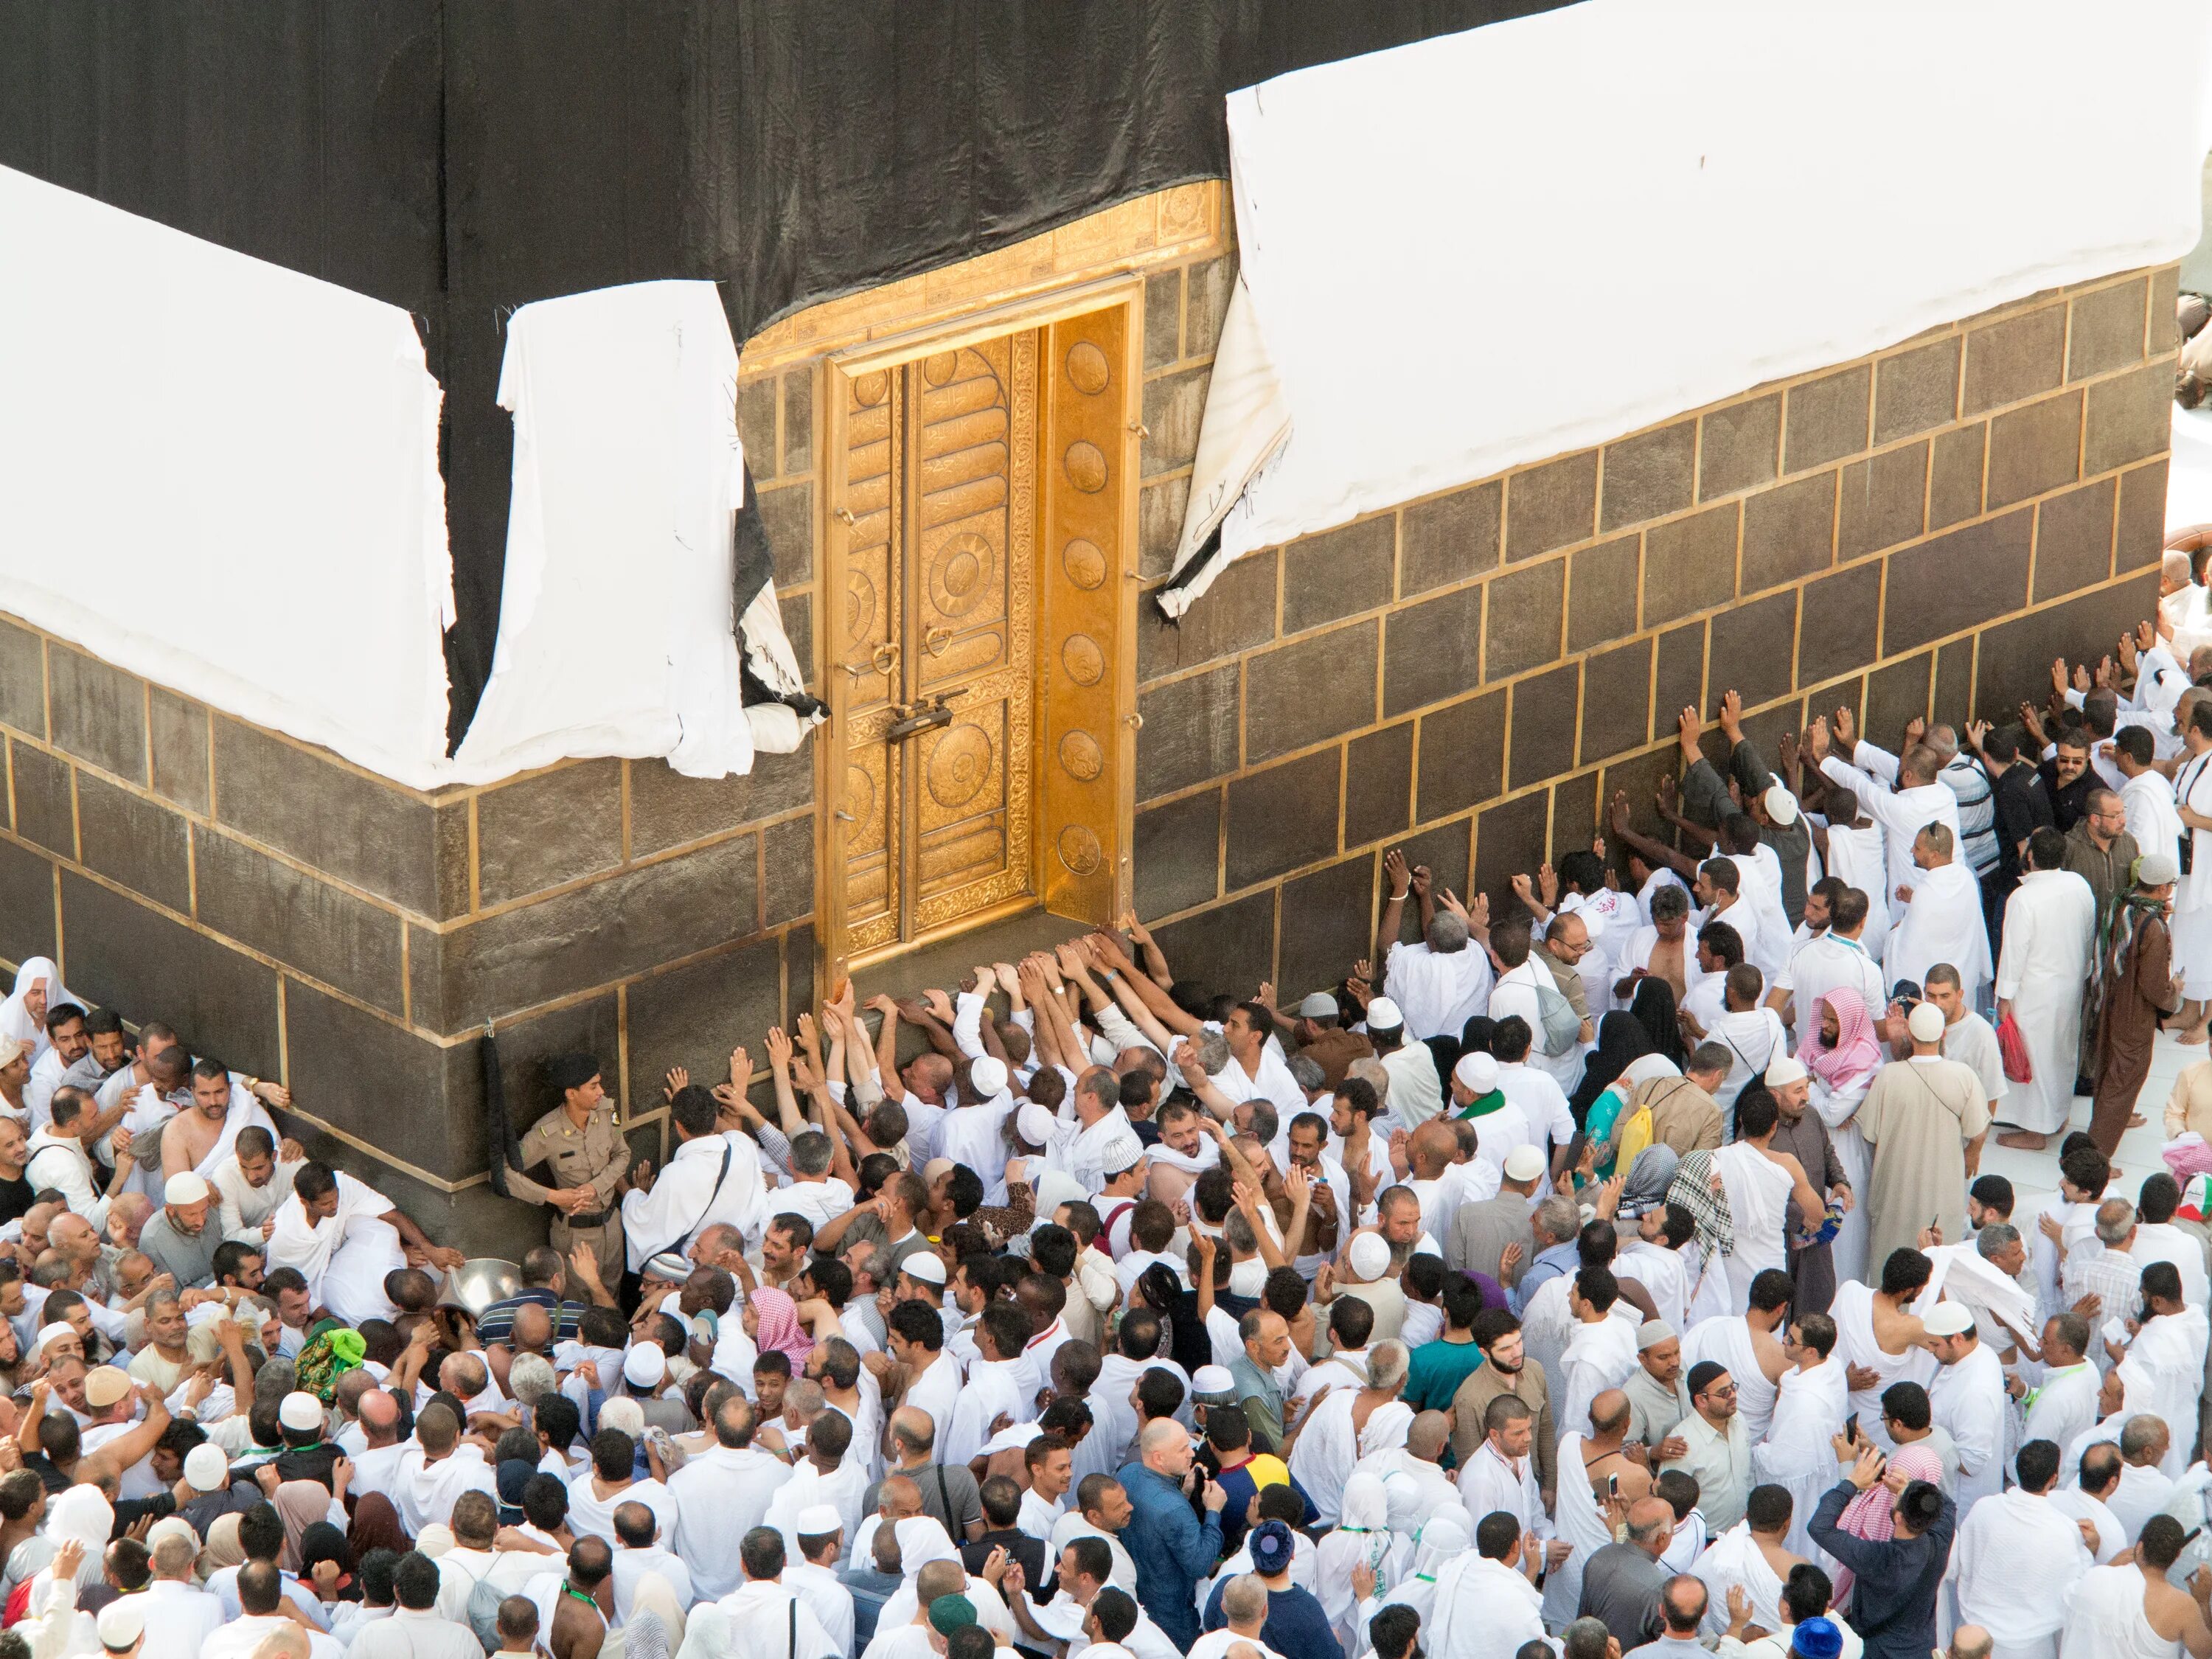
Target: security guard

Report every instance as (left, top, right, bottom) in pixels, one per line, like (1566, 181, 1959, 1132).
(505, 1052, 630, 1288)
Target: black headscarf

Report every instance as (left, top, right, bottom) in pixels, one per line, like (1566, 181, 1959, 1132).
(1627, 976, 1688, 1068)
(1568, 1011, 1655, 1128)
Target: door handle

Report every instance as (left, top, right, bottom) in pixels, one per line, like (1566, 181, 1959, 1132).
(834, 507, 858, 526)
(841, 641, 900, 681)
(924, 625, 953, 657)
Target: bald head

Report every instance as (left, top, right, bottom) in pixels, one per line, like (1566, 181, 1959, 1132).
(889, 1407, 936, 1459)
(1590, 1388, 1630, 1437)
(1949, 1630, 1993, 1659)
(1626, 1497, 1674, 1552)
(357, 1388, 400, 1445)
(1408, 1411, 1451, 1462)
(1138, 1418, 1191, 1472)
(1408, 1120, 1456, 1179)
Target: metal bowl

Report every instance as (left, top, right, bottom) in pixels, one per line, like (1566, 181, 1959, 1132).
(439, 1256, 523, 1318)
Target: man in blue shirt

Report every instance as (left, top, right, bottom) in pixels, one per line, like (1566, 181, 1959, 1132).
(1512, 1195, 1583, 1315)
(1202, 1521, 1343, 1659)
(1117, 1418, 1227, 1647)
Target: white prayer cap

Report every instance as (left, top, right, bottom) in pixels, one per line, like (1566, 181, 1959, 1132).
(1638, 1319, 1677, 1351)
(798, 1503, 844, 1536)
(1297, 992, 1340, 1020)
(1503, 1145, 1546, 1183)
(35, 1323, 73, 1352)
(1347, 1232, 1391, 1283)
(1907, 1001, 1946, 1044)
(1764, 1057, 1809, 1089)
(1921, 1301, 1974, 1337)
(1192, 1366, 1237, 1403)
(97, 1600, 145, 1651)
(1016, 1102, 1057, 1148)
(184, 1443, 230, 1491)
(145, 1516, 198, 1557)
(902, 1251, 947, 1287)
(1453, 1051, 1499, 1094)
(622, 1344, 667, 1388)
(278, 1391, 324, 1432)
(162, 1172, 210, 1206)
(2140, 851, 2182, 886)
(921, 1158, 956, 1186)
(1762, 784, 1801, 827)
(0, 1038, 24, 1074)
(968, 1056, 1009, 1098)
(83, 1367, 131, 1409)
(1366, 995, 1405, 1032)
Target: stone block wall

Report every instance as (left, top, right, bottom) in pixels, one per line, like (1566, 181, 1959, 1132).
(0, 626, 818, 1247)
(1130, 265, 2180, 999)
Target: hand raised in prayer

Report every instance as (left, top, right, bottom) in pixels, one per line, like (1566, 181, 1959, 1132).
(765, 1024, 794, 1074)
(1511, 872, 1535, 905)
(1719, 688, 1745, 743)
(1352, 1562, 1378, 1603)
(2095, 655, 2117, 691)
(921, 988, 956, 1023)
(1537, 863, 1560, 907)
(664, 1065, 689, 1102)
(2052, 657, 2071, 697)
(51, 1537, 83, 1582)
(1832, 704, 1857, 747)
(1655, 773, 1680, 818)
(1608, 788, 1635, 836)
(1725, 1586, 1752, 1632)
(1409, 863, 1433, 899)
(1676, 705, 1702, 759)
(1382, 847, 1411, 900)
(2119, 632, 2140, 675)
(1803, 718, 1830, 762)
(2073, 661, 2093, 694)
(278, 1137, 307, 1164)
(1500, 1241, 1524, 1277)
(1256, 981, 1277, 1012)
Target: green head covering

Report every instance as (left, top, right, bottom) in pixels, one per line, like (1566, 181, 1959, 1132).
(928, 1595, 978, 1635)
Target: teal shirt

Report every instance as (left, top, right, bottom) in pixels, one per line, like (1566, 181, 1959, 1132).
(1403, 1333, 1486, 1414)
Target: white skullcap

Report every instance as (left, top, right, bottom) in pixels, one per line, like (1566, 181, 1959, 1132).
(1366, 996, 1404, 1031)
(1907, 1001, 1946, 1044)
(1453, 1051, 1500, 1094)
(97, 1600, 145, 1650)
(35, 1323, 73, 1352)
(1347, 1232, 1391, 1283)
(1638, 1319, 1677, 1351)
(901, 1251, 947, 1287)
(622, 1344, 667, 1388)
(1762, 784, 1801, 827)
(415, 1523, 455, 1559)
(0, 1039, 25, 1074)
(83, 1367, 131, 1409)
(1921, 1301, 1975, 1337)
(145, 1516, 198, 1559)
(1192, 1365, 1237, 1402)
(1503, 1145, 1546, 1183)
(278, 1391, 324, 1433)
(967, 1057, 1008, 1097)
(921, 1158, 956, 1186)
(1764, 1057, 1809, 1089)
(184, 1443, 231, 1491)
(797, 1503, 844, 1535)
(1016, 1102, 1057, 1147)
(162, 1172, 210, 1206)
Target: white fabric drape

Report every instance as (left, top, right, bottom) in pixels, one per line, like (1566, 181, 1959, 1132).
(0, 164, 453, 787)
(1172, 0, 2212, 608)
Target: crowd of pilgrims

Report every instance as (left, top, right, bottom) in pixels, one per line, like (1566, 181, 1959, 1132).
(15, 605, 2212, 1659)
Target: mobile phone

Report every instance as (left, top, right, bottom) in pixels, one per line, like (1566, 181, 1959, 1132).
(1843, 1412, 1859, 1444)
(1607, 1473, 1621, 1498)
(2186, 1526, 2204, 1549)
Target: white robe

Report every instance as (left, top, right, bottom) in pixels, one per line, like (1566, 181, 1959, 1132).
(1753, 1359, 1849, 1562)
(2023, 1365, 2101, 1477)
(1810, 1065, 1877, 1288)
(1885, 858, 1993, 1004)
(1952, 1488, 2090, 1652)
(1691, 1521, 1789, 1639)
(1831, 1281, 1936, 1450)
(1823, 826, 1892, 959)
(1558, 1310, 1641, 1439)
(1712, 1143, 1793, 1315)
(1683, 1315, 1782, 1444)
(1928, 1343, 2010, 1510)
(2056, 1564, 2179, 1659)
(2129, 1308, 2211, 1478)
(1457, 1438, 1545, 1537)
(1290, 1390, 1413, 1528)
(1615, 1239, 1691, 1334)
(265, 1171, 406, 1326)
(1543, 1431, 1621, 1627)
(1818, 753, 1963, 911)
(1426, 1554, 1545, 1659)
(1993, 870, 2096, 1135)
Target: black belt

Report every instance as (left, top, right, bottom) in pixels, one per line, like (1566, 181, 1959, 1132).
(563, 1208, 613, 1230)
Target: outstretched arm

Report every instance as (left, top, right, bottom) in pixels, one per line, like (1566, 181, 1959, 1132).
(1377, 848, 1413, 965)
(1607, 790, 1698, 880)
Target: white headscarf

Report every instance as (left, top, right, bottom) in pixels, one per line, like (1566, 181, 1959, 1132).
(0, 958, 77, 1062)
(1315, 1473, 1408, 1655)
(1408, 1512, 1471, 1579)
(893, 1515, 960, 1578)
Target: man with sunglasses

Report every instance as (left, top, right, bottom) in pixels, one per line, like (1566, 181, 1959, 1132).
(1660, 1360, 1751, 1534)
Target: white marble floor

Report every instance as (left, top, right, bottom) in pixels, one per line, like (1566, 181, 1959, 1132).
(1979, 1026, 2198, 1214)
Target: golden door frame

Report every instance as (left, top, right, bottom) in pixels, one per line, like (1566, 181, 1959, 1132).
(815, 276, 1144, 982)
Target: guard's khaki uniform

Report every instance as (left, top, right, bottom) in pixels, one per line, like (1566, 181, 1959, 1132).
(507, 1105, 631, 1287)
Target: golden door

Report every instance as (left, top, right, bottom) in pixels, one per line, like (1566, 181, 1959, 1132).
(840, 335, 1039, 956)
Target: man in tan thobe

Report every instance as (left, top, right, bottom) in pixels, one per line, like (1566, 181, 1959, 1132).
(1855, 1001, 1990, 1270)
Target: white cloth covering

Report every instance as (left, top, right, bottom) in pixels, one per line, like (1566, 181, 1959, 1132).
(455, 279, 807, 782)
(1691, 1520, 1787, 1638)
(1711, 1144, 1793, 1316)
(265, 1170, 406, 1326)
(1423, 1552, 1545, 1659)
(1885, 858, 1993, 1006)
(1994, 870, 2097, 1134)
(0, 165, 454, 786)
(1165, 2, 2212, 611)
(1541, 1431, 1620, 1627)
(1951, 1487, 2090, 1650)
(1753, 1358, 1849, 1560)
(2057, 1563, 2178, 1659)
